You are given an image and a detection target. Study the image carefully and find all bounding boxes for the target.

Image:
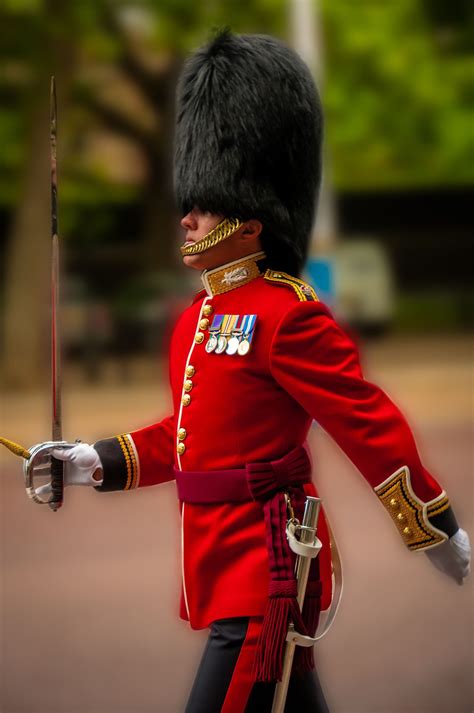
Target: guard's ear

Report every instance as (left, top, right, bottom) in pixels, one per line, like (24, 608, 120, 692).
(240, 219, 263, 241)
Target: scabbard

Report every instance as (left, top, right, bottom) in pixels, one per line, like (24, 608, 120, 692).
(271, 497, 321, 713)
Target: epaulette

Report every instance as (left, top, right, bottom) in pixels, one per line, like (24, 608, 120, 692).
(264, 269, 318, 302)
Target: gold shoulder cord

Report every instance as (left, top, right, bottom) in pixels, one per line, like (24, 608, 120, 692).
(180, 217, 243, 256)
(264, 269, 318, 302)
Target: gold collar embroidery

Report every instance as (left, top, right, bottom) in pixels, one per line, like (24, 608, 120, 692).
(201, 251, 266, 297)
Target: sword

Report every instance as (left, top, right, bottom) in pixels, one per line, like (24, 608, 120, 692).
(1, 77, 73, 505)
(24, 77, 70, 507)
(48, 75, 64, 512)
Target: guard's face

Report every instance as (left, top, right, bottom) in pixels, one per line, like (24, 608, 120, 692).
(181, 208, 223, 261)
(180, 207, 262, 271)
(180, 207, 229, 270)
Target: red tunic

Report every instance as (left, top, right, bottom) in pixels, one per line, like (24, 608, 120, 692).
(94, 255, 456, 630)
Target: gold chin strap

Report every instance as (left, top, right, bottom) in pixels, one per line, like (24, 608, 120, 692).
(180, 217, 243, 256)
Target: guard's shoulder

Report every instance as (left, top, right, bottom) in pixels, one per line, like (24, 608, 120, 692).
(263, 269, 319, 302)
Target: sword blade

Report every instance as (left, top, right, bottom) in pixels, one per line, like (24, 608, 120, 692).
(49, 76, 64, 511)
(50, 76, 61, 441)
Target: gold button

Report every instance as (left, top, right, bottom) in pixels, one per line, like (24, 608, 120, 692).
(177, 428, 187, 441)
(389, 498, 399, 509)
(185, 365, 195, 377)
(195, 332, 204, 344)
(397, 513, 405, 522)
(403, 526, 412, 536)
(202, 305, 213, 317)
(199, 318, 210, 330)
(183, 379, 193, 392)
(182, 394, 191, 406)
(177, 443, 186, 455)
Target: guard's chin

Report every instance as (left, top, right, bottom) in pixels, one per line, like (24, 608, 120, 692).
(182, 253, 205, 270)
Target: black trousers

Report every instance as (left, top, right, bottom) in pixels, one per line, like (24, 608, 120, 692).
(185, 617, 330, 713)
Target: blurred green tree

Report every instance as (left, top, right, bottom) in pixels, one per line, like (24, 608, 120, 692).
(322, 0, 473, 188)
(1, 0, 285, 386)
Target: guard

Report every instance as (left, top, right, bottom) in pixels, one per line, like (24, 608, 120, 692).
(10, 31, 470, 713)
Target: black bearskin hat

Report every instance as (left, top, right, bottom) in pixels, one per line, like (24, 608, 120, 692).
(174, 30, 323, 276)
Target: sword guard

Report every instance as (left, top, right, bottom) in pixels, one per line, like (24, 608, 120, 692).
(23, 441, 75, 506)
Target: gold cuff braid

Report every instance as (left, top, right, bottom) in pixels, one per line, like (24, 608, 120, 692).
(117, 434, 139, 490)
(375, 466, 449, 551)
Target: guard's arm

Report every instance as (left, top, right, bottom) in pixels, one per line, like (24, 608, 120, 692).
(269, 301, 467, 565)
(31, 415, 176, 497)
(93, 414, 176, 491)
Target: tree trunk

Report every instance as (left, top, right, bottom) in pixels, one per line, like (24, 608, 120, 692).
(2, 83, 52, 389)
(142, 160, 180, 272)
(2, 4, 75, 389)
(142, 59, 182, 274)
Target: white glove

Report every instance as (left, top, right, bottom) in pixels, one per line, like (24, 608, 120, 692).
(35, 443, 103, 498)
(425, 528, 471, 585)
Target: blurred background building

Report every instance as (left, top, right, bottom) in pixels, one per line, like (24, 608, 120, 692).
(0, 2, 472, 712)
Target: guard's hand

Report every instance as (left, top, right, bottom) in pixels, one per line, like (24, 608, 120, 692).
(425, 528, 471, 585)
(35, 443, 103, 497)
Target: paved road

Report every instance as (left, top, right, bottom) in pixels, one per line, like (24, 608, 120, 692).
(1, 335, 472, 713)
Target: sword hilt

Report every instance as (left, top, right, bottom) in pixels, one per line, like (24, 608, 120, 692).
(49, 456, 64, 511)
(23, 441, 72, 506)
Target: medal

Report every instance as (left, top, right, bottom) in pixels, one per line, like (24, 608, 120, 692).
(206, 334, 218, 353)
(206, 314, 224, 354)
(237, 314, 257, 356)
(215, 335, 228, 353)
(226, 336, 240, 355)
(237, 339, 250, 355)
(226, 315, 244, 355)
(215, 314, 237, 355)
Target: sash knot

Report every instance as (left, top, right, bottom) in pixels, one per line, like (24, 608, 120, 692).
(246, 445, 312, 500)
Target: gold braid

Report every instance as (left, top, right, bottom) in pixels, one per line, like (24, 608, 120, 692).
(0, 437, 30, 460)
(180, 217, 243, 256)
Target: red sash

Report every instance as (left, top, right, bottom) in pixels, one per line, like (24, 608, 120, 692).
(175, 445, 322, 682)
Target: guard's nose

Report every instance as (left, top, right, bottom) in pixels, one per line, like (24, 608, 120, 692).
(181, 211, 197, 231)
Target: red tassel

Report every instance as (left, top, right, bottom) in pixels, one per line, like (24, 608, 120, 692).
(294, 581, 322, 675)
(253, 580, 308, 682)
(253, 595, 292, 682)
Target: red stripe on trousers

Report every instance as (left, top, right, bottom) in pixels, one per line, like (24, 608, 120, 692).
(221, 617, 262, 713)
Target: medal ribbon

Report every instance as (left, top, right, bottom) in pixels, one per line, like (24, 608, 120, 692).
(242, 314, 257, 343)
(222, 314, 238, 335)
(210, 314, 225, 332)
